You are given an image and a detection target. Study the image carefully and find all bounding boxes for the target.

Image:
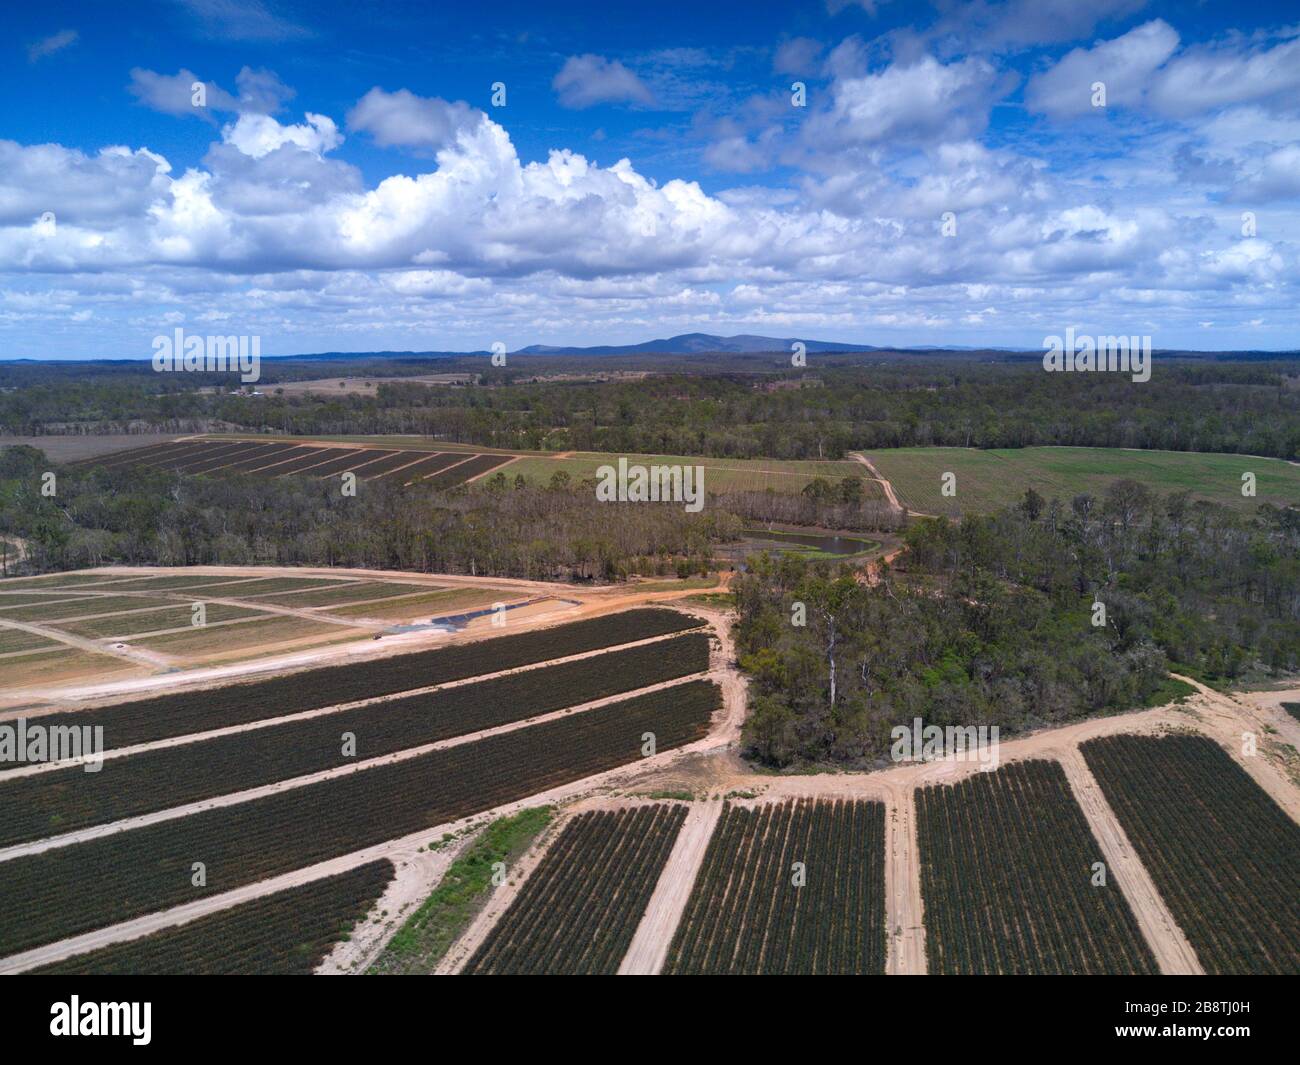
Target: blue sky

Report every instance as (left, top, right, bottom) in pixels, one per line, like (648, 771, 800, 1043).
(4, 0, 1300, 356)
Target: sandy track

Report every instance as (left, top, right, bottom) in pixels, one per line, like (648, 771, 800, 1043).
(318, 839, 464, 975)
(0, 616, 165, 668)
(883, 781, 926, 975)
(1057, 747, 1203, 975)
(850, 453, 904, 513)
(618, 799, 723, 974)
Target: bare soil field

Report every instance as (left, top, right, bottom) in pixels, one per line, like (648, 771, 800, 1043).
(0, 434, 183, 462)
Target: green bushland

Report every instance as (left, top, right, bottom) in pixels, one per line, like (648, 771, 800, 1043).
(369, 807, 553, 975)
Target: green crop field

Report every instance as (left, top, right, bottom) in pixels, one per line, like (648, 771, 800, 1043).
(867, 447, 1300, 517)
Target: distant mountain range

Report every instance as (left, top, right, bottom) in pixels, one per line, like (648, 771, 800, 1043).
(514, 333, 878, 355)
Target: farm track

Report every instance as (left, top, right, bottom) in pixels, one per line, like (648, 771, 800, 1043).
(1057, 748, 1203, 975)
(619, 799, 724, 975)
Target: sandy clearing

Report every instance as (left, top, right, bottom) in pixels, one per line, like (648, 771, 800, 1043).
(0, 564, 725, 710)
(1056, 747, 1203, 975)
(618, 799, 723, 974)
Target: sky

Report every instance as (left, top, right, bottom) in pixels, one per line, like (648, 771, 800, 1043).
(3, 0, 1300, 357)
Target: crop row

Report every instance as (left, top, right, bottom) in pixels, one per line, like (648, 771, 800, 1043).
(423, 454, 511, 488)
(0, 679, 720, 957)
(463, 804, 686, 974)
(1081, 733, 1300, 975)
(665, 798, 886, 975)
(31, 861, 393, 975)
(0, 633, 711, 847)
(915, 759, 1157, 974)
(0, 607, 701, 769)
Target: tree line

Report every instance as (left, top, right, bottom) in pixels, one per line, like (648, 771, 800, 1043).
(735, 483, 1299, 768)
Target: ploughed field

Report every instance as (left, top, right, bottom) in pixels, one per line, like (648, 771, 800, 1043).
(0, 607, 721, 967)
(0, 568, 504, 682)
(66, 438, 513, 488)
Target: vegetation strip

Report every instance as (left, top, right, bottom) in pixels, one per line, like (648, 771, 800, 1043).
(664, 798, 886, 975)
(0, 680, 720, 956)
(0, 633, 710, 846)
(0, 608, 700, 770)
(369, 807, 554, 975)
(1081, 733, 1300, 975)
(464, 804, 687, 975)
(914, 760, 1157, 975)
(30, 861, 393, 976)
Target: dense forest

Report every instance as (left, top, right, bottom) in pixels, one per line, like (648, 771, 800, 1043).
(734, 485, 1300, 769)
(3, 355, 1297, 460)
(0, 446, 900, 580)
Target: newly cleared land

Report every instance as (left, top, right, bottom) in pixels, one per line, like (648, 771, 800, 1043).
(915, 760, 1157, 975)
(0, 568, 508, 688)
(866, 446, 1300, 516)
(665, 798, 886, 975)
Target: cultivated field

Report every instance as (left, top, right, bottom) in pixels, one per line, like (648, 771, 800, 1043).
(462, 804, 687, 975)
(69, 438, 513, 488)
(664, 798, 886, 975)
(64, 433, 883, 497)
(510, 452, 882, 497)
(865, 446, 1300, 516)
(1082, 734, 1300, 975)
(915, 760, 1157, 975)
(2, 562, 1297, 978)
(31, 861, 393, 976)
